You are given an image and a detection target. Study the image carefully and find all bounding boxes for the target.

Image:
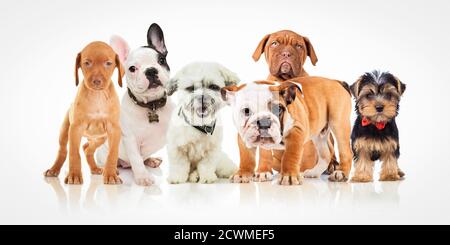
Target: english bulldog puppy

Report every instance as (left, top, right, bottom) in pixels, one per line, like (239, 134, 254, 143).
(96, 23, 174, 186)
(166, 62, 238, 184)
(221, 78, 353, 185)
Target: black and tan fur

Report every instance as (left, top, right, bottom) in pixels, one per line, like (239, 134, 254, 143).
(350, 71, 406, 182)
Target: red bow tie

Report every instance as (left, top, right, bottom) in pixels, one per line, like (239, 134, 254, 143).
(362, 117, 386, 130)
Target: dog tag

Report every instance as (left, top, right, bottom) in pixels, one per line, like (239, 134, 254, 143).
(148, 110, 159, 123)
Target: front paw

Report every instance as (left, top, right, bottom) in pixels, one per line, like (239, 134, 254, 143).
(64, 171, 83, 185)
(328, 170, 348, 182)
(167, 172, 188, 184)
(230, 171, 254, 183)
(188, 170, 199, 183)
(103, 170, 122, 185)
(253, 171, 273, 182)
(90, 167, 103, 175)
(198, 172, 218, 184)
(350, 174, 373, 183)
(278, 174, 303, 185)
(44, 169, 60, 177)
(134, 170, 154, 186)
(379, 173, 401, 181)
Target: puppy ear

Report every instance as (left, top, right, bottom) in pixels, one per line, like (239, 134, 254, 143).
(395, 77, 406, 95)
(166, 78, 178, 96)
(110, 35, 130, 64)
(75, 53, 81, 86)
(115, 54, 123, 87)
(350, 78, 361, 98)
(303, 36, 318, 66)
(220, 85, 237, 105)
(252, 34, 270, 62)
(276, 81, 302, 105)
(218, 64, 240, 87)
(147, 23, 167, 55)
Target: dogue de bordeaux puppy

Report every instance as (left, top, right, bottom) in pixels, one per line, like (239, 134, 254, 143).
(44, 41, 123, 185)
(252, 30, 339, 180)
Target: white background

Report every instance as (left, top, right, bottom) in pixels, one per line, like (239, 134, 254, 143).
(0, 0, 449, 224)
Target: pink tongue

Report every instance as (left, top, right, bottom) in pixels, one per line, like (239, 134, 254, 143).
(281, 63, 291, 73)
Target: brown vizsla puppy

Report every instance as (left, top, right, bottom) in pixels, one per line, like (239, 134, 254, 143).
(44, 41, 123, 185)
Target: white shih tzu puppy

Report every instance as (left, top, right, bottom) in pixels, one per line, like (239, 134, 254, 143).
(166, 62, 239, 184)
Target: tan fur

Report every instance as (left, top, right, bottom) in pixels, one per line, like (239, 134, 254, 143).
(44, 41, 123, 185)
(227, 77, 352, 184)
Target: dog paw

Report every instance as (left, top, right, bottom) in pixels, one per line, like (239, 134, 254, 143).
(188, 171, 200, 183)
(90, 167, 103, 175)
(350, 175, 373, 183)
(167, 173, 188, 184)
(253, 172, 273, 182)
(44, 169, 60, 177)
(134, 170, 154, 186)
(328, 170, 348, 182)
(103, 171, 122, 185)
(198, 172, 218, 184)
(144, 157, 163, 168)
(278, 174, 303, 185)
(303, 170, 320, 178)
(230, 172, 254, 183)
(398, 169, 405, 178)
(379, 173, 401, 181)
(64, 172, 83, 185)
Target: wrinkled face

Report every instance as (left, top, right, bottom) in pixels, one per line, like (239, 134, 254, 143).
(78, 42, 119, 90)
(267, 32, 307, 79)
(223, 82, 295, 149)
(125, 47, 170, 97)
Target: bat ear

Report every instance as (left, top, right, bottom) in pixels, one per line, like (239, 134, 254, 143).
(350, 77, 362, 98)
(75, 53, 81, 86)
(303, 36, 318, 66)
(115, 54, 123, 87)
(252, 34, 270, 62)
(147, 23, 167, 55)
(395, 77, 406, 95)
(220, 85, 237, 105)
(110, 35, 130, 65)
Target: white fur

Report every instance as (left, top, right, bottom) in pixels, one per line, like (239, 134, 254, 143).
(96, 34, 174, 186)
(166, 62, 238, 184)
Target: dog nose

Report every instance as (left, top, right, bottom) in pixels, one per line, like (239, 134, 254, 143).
(257, 118, 272, 130)
(93, 79, 101, 86)
(145, 67, 159, 78)
(281, 51, 291, 58)
(376, 105, 384, 112)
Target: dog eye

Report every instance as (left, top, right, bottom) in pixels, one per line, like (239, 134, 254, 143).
(242, 108, 252, 117)
(365, 94, 375, 99)
(185, 85, 195, 92)
(105, 61, 113, 67)
(129, 66, 136, 73)
(83, 61, 92, 67)
(208, 84, 220, 91)
(296, 44, 303, 49)
(271, 104, 284, 116)
(384, 93, 392, 100)
(158, 56, 166, 65)
(271, 41, 279, 47)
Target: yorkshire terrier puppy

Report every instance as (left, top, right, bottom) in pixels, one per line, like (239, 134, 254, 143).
(350, 71, 406, 182)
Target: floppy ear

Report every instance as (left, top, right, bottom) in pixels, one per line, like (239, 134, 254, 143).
(220, 85, 238, 105)
(75, 53, 81, 86)
(147, 23, 167, 55)
(303, 36, 318, 66)
(110, 35, 130, 65)
(276, 82, 302, 105)
(115, 54, 123, 87)
(218, 64, 240, 86)
(166, 78, 178, 96)
(252, 34, 270, 62)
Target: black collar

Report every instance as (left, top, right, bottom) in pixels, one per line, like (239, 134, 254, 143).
(128, 88, 167, 123)
(178, 108, 216, 135)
